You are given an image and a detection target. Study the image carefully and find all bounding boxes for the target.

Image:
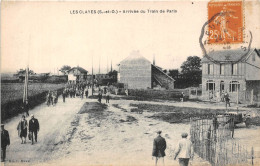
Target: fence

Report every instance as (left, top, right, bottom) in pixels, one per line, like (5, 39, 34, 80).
(189, 87, 202, 97)
(190, 115, 254, 166)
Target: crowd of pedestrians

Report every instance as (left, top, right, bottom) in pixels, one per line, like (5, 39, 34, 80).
(46, 90, 58, 106)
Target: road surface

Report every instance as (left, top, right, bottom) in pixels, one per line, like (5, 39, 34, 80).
(3, 95, 259, 166)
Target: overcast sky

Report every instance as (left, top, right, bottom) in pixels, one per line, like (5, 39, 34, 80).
(1, 1, 259, 74)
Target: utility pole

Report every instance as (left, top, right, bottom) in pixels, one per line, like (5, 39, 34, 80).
(92, 55, 94, 96)
(107, 56, 108, 73)
(99, 55, 101, 74)
(111, 59, 112, 72)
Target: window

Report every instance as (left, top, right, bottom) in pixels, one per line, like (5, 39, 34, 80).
(229, 81, 240, 92)
(206, 80, 215, 91)
(220, 81, 225, 92)
(231, 63, 238, 75)
(220, 64, 224, 75)
(208, 64, 213, 75)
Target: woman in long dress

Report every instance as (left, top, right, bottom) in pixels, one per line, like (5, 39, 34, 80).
(17, 115, 28, 144)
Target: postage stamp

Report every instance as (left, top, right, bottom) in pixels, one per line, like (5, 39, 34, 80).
(208, 1, 244, 44)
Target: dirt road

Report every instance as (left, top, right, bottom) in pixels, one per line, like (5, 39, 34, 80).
(2, 97, 210, 166)
(3, 95, 259, 166)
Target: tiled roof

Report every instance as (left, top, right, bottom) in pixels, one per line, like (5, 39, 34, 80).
(201, 49, 259, 63)
(120, 50, 151, 64)
(68, 67, 88, 74)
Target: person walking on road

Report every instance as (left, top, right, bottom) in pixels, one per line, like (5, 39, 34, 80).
(29, 115, 39, 145)
(98, 90, 102, 103)
(1, 124, 10, 162)
(106, 91, 110, 103)
(152, 130, 167, 166)
(17, 115, 28, 144)
(174, 132, 194, 166)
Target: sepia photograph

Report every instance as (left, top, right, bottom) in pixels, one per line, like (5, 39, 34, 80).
(1, 0, 260, 166)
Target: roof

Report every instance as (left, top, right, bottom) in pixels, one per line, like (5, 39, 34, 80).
(68, 67, 88, 74)
(201, 49, 260, 63)
(152, 64, 175, 81)
(120, 50, 151, 64)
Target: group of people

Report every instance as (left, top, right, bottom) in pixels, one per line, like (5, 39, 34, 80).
(63, 83, 90, 101)
(1, 114, 39, 162)
(17, 114, 40, 145)
(152, 131, 193, 166)
(97, 87, 111, 104)
(46, 90, 59, 106)
(209, 90, 231, 108)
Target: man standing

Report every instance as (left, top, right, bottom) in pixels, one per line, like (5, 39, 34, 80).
(1, 124, 10, 162)
(85, 88, 89, 98)
(98, 90, 102, 103)
(106, 91, 110, 103)
(224, 92, 231, 108)
(152, 130, 167, 166)
(29, 115, 39, 145)
(174, 133, 194, 166)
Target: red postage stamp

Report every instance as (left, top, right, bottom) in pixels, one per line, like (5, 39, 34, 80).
(208, 1, 243, 44)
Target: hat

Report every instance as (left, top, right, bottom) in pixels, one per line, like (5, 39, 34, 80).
(181, 132, 188, 137)
(156, 130, 162, 134)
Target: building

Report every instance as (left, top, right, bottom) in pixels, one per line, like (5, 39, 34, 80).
(118, 51, 175, 89)
(201, 48, 260, 102)
(67, 66, 88, 84)
(95, 74, 110, 81)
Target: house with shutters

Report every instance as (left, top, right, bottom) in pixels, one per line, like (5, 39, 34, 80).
(201, 48, 260, 102)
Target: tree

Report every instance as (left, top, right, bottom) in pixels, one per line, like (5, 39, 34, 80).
(179, 56, 202, 88)
(180, 56, 201, 74)
(15, 69, 35, 76)
(168, 69, 179, 78)
(60, 65, 71, 75)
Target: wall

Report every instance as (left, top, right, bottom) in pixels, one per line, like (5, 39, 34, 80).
(202, 61, 246, 101)
(120, 59, 151, 89)
(245, 51, 260, 80)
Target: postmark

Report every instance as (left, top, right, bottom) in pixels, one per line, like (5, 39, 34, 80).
(199, 0, 253, 63)
(208, 1, 243, 44)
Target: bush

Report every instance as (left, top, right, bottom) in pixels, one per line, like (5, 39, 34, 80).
(1, 88, 64, 121)
(128, 89, 189, 100)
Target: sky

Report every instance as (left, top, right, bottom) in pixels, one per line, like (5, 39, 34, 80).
(1, 1, 260, 74)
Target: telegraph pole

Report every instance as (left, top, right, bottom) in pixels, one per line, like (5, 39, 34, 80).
(92, 55, 94, 96)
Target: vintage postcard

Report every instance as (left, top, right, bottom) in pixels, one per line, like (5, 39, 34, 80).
(1, 0, 260, 166)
